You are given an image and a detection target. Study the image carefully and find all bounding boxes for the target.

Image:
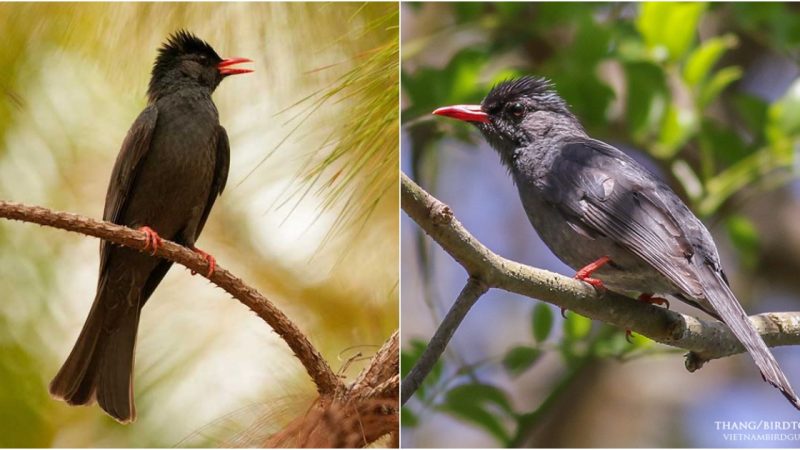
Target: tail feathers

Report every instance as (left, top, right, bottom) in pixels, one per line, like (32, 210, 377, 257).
(50, 297, 141, 423)
(96, 310, 140, 424)
(49, 305, 105, 405)
(699, 265, 800, 410)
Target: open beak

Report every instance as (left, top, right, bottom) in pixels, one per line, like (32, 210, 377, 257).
(218, 57, 254, 76)
(432, 104, 490, 123)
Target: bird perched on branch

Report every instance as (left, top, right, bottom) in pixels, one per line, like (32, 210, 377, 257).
(433, 76, 799, 410)
(49, 30, 253, 423)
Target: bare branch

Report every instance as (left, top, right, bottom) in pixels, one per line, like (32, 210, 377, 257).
(401, 277, 488, 404)
(0, 200, 343, 395)
(401, 172, 800, 383)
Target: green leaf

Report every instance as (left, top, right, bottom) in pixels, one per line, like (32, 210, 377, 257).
(699, 66, 742, 108)
(636, 2, 707, 62)
(725, 214, 760, 269)
(683, 34, 738, 87)
(768, 79, 800, 138)
(698, 119, 750, 168)
(593, 330, 631, 357)
(653, 103, 698, 159)
(531, 303, 554, 343)
(401, 407, 419, 428)
(442, 383, 514, 413)
(564, 312, 593, 341)
(732, 93, 768, 140)
(623, 61, 669, 140)
(438, 383, 514, 444)
(502, 346, 542, 376)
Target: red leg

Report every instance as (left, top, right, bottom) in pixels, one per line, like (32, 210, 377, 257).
(190, 246, 216, 277)
(574, 256, 611, 291)
(625, 329, 634, 343)
(138, 226, 162, 256)
(561, 256, 612, 317)
(638, 293, 670, 309)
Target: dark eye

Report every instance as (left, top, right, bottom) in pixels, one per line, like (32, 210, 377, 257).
(508, 102, 525, 117)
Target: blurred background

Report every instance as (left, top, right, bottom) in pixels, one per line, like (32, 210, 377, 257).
(401, 2, 800, 448)
(0, 2, 398, 447)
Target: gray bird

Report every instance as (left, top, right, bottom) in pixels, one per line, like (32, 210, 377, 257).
(49, 31, 252, 423)
(433, 76, 799, 410)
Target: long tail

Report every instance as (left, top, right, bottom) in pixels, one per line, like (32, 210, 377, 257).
(49, 289, 140, 423)
(698, 264, 799, 409)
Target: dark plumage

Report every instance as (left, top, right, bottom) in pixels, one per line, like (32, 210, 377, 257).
(433, 75, 799, 410)
(49, 30, 251, 423)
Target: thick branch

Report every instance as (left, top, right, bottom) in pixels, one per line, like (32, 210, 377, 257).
(0, 200, 343, 395)
(352, 330, 400, 400)
(401, 173, 800, 370)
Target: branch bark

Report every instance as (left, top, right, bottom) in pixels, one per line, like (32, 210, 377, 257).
(401, 172, 800, 399)
(0, 200, 343, 395)
(1, 200, 399, 446)
(401, 278, 487, 404)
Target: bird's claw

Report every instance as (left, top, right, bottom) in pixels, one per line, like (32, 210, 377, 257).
(574, 256, 611, 293)
(638, 294, 670, 309)
(577, 276, 606, 292)
(625, 329, 634, 343)
(560, 307, 568, 319)
(190, 246, 216, 277)
(138, 226, 162, 256)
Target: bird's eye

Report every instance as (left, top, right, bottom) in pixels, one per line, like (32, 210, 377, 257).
(508, 102, 525, 117)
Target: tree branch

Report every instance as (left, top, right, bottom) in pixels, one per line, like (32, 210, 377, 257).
(401, 172, 800, 394)
(0, 200, 343, 395)
(401, 278, 488, 405)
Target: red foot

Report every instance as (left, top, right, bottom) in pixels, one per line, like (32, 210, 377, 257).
(190, 246, 216, 277)
(638, 293, 670, 309)
(138, 226, 162, 256)
(625, 329, 634, 343)
(574, 256, 611, 291)
(561, 256, 612, 317)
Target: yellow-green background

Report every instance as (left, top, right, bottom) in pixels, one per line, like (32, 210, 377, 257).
(0, 2, 398, 446)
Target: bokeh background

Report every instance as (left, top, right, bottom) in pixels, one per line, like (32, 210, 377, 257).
(401, 2, 800, 448)
(0, 2, 398, 447)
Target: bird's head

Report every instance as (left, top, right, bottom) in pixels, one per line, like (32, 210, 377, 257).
(148, 30, 253, 102)
(433, 76, 582, 158)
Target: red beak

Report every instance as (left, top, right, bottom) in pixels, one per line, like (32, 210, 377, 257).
(218, 57, 254, 76)
(432, 104, 490, 123)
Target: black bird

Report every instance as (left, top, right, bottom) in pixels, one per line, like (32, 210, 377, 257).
(49, 31, 252, 423)
(433, 76, 799, 410)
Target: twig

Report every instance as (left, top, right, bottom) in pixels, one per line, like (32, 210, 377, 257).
(0, 200, 343, 395)
(400, 278, 488, 405)
(401, 172, 800, 398)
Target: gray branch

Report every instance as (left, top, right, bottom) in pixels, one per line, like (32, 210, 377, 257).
(401, 277, 488, 404)
(401, 172, 800, 400)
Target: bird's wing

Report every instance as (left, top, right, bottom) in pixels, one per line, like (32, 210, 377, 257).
(99, 105, 159, 267)
(542, 139, 709, 297)
(194, 125, 230, 239)
(544, 138, 799, 408)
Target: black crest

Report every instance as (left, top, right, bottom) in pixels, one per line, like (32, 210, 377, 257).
(151, 30, 220, 77)
(158, 30, 219, 62)
(482, 76, 567, 114)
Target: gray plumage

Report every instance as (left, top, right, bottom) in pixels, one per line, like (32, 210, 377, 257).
(436, 76, 799, 409)
(49, 31, 239, 423)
